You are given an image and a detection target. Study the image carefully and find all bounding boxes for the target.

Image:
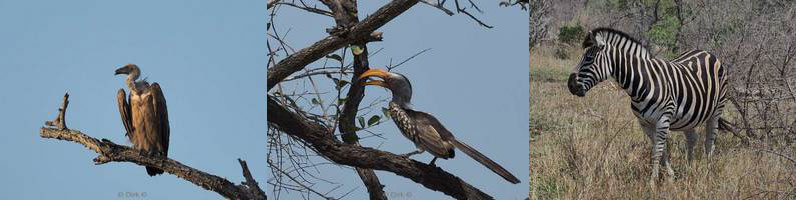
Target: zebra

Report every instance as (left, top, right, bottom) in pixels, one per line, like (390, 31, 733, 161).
(567, 28, 732, 187)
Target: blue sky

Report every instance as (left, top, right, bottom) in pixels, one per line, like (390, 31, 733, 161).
(269, 1, 529, 199)
(0, 0, 266, 199)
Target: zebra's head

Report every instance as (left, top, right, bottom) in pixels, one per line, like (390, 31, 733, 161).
(568, 31, 609, 97)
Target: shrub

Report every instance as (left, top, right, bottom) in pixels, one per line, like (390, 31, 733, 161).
(558, 25, 585, 45)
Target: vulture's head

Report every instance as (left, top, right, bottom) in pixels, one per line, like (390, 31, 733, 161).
(115, 64, 141, 79)
(358, 68, 413, 108)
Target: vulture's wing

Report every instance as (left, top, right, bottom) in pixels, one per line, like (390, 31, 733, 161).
(151, 83, 170, 156)
(407, 110, 455, 158)
(411, 110, 520, 184)
(116, 89, 134, 140)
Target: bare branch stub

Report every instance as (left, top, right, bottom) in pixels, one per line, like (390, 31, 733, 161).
(40, 95, 265, 200)
(238, 159, 268, 199)
(44, 93, 69, 130)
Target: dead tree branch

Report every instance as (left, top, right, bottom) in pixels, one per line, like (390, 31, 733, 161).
(268, 95, 494, 200)
(39, 93, 266, 200)
(454, 0, 493, 28)
(44, 93, 69, 130)
(319, 0, 389, 199)
(274, 2, 334, 17)
(267, 0, 420, 91)
(421, 0, 455, 15)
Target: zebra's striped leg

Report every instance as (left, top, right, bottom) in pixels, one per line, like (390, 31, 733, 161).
(684, 129, 697, 163)
(662, 138, 675, 182)
(648, 120, 671, 188)
(705, 116, 719, 159)
(639, 123, 658, 187)
(639, 123, 674, 178)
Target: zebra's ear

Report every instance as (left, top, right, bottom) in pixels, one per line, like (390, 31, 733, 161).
(594, 33, 606, 47)
(583, 32, 606, 50)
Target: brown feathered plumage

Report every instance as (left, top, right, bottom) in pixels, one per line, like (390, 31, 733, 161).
(360, 69, 520, 184)
(115, 64, 170, 176)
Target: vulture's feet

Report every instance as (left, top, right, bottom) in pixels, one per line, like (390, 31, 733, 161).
(429, 157, 438, 167)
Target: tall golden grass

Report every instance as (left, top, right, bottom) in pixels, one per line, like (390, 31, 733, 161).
(529, 46, 796, 199)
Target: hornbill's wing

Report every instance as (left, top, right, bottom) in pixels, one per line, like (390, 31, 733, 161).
(150, 83, 170, 157)
(410, 110, 521, 184)
(116, 89, 133, 140)
(406, 110, 455, 159)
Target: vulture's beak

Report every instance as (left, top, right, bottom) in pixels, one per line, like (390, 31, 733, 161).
(114, 66, 128, 75)
(358, 69, 391, 88)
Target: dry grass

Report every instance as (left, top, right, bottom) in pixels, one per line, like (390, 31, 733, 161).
(529, 46, 796, 199)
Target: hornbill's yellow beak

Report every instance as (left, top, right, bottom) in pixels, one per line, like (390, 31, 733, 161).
(358, 69, 391, 88)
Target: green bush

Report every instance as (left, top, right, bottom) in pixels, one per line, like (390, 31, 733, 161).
(558, 25, 585, 45)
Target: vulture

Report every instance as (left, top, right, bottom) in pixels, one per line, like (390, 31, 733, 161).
(358, 69, 520, 184)
(115, 64, 170, 176)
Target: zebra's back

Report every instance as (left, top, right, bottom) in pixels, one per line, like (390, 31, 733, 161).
(657, 50, 728, 130)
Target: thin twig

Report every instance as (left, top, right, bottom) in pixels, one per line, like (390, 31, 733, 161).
(389, 48, 432, 70)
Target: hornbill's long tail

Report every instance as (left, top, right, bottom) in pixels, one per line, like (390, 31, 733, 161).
(452, 139, 520, 184)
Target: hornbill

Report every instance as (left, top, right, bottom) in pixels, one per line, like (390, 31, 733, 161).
(358, 69, 520, 184)
(115, 64, 170, 176)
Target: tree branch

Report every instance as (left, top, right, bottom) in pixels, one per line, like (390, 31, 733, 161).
(39, 93, 266, 200)
(268, 0, 280, 9)
(272, 1, 334, 17)
(454, 0, 493, 28)
(268, 95, 494, 200)
(267, 0, 420, 91)
(421, 0, 455, 16)
(44, 93, 69, 130)
(317, 1, 389, 199)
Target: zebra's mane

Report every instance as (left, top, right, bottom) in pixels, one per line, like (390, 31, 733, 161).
(586, 27, 650, 55)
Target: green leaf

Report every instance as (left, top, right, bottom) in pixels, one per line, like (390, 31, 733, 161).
(311, 98, 320, 105)
(351, 45, 364, 55)
(358, 116, 366, 128)
(338, 98, 347, 105)
(335, 79, 350, 90)
(326, 54, 343, 62)
(367, 115, 380, 126)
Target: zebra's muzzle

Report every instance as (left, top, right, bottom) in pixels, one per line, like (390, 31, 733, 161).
(568, 73, 585, 97)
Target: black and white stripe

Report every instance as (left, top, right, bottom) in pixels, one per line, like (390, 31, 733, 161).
(567, 28, 729, 186)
